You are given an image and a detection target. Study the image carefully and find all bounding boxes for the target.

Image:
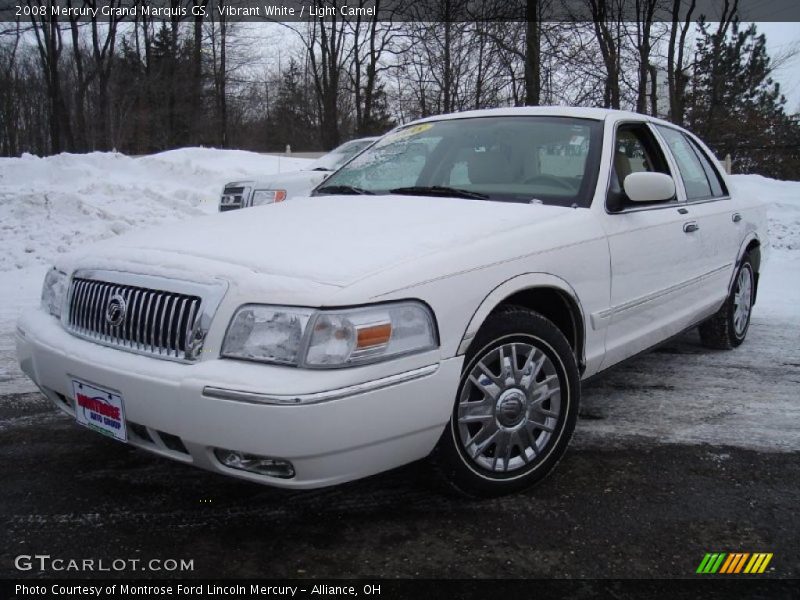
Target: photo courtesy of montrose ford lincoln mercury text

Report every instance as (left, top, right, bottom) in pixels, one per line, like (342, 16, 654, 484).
(16, 107, 766, 496)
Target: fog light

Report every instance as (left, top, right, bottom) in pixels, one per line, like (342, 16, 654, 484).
(214, 448, 295, 479)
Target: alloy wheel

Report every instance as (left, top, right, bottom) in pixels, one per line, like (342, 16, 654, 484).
(456, 342, 562, 473)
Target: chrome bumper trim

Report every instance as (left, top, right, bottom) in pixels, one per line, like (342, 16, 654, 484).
(202, 364, 440, 406)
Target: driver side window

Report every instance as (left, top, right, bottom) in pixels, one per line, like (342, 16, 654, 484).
(609, 123, 673, 208)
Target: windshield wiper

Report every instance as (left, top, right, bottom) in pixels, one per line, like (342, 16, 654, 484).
(389, 186, 489, 200)
(311, 167, 331, 171)
(315, 184, 375, 195)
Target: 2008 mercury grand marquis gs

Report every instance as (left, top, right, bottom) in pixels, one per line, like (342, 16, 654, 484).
(16, 107, 766, 496)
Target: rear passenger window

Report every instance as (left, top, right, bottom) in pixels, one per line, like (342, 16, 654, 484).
(656, 126, 726, 200)
(688, 137, 727, 197)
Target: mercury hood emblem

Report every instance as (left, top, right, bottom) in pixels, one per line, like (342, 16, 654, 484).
(105, 294, 127, 327)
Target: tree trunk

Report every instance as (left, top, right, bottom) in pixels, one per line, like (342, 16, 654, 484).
(635, 1, 655, 115)
(524, 0, 540, 106)
(192, 3, 205, 145)
(590, 1, 620, 109)
(443, 15, 452, 113)
(648, 63, 658, 116)
(219, 11, 227, 147)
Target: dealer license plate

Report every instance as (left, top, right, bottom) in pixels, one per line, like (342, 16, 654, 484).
(71, 379, 128, 442)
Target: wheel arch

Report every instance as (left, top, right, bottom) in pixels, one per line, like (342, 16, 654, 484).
(731, 233, 762, 305)
(457, 274, 587, 373)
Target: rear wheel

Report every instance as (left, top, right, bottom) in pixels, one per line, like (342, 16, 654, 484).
(432, 307, 579, 497)
(699, 255, 755, 349)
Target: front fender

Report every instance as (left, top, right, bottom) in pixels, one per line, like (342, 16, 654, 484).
(456, 273, 587, 363)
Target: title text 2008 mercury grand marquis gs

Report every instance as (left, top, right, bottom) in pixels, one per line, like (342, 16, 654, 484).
(17, 107, 766, 496)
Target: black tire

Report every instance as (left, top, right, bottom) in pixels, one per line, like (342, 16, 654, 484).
(699, 255, 755, 350)
(431, 306, 580, 497)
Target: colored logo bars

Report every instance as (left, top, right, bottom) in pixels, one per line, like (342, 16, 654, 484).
(696, 552, 773, 574)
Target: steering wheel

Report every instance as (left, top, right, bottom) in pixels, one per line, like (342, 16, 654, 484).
(522, 174, 576, 191)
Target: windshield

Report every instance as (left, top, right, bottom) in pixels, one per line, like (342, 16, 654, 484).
(310, 139, 376, 171)
(315, 116, 603, 207)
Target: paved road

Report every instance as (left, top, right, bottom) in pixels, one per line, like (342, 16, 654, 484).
(3, 271, 798, 580)
(1, 382, 797, 579)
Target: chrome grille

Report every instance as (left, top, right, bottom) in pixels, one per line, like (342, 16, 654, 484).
(220, 185, 248, 211)
(65, 274, 217, 362)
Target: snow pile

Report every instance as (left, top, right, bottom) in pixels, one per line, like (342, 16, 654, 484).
(730, 174, 800, 251)
(0, 148, 310, 272)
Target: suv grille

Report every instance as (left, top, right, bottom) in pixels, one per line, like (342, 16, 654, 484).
(220, 185, 247, 211)
(67, 278, 202, 360)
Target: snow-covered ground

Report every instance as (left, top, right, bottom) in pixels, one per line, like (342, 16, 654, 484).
(0, 152, 797, 452)
(0, 148, 309, 272)
(0, 148, 310, 395)
(581, 174, 800, 452)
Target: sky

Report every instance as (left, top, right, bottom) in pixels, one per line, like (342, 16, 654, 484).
(753, 22, 800, 113)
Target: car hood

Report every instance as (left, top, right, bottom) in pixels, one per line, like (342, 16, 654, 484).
(70, 195, 571, 288)
(229, 169, 329, 190)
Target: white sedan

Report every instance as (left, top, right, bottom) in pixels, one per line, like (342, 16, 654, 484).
(218, 137, 377, 211)
(17, 107, 766, 496)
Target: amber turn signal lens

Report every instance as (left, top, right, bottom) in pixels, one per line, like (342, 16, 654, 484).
(274, 190, 287, 202)
(356, 323, 392, 349)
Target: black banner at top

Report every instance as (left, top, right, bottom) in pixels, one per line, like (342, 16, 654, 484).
(1, 0, 799, 23)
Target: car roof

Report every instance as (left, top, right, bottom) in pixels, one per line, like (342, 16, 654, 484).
(405, 106, 675, 128)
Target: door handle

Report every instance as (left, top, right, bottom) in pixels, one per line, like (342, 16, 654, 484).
(683, 221, 700, 233)
(732, 212, 742, 223)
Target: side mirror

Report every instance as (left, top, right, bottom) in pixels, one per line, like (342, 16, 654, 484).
(623, 172, 676, 203)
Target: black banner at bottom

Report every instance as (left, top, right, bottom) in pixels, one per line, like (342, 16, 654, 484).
(2, 579, 800, 600)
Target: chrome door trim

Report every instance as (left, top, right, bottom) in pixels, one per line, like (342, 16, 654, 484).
(590, 263, 732, 329)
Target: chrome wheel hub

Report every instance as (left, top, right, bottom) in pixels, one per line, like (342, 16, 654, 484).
(733, 266, 753, 336)
(495, 389, 527, 428)
(457, 342, 562, 473)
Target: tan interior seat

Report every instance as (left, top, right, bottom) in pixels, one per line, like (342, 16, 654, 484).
(467, 147, 517, 184)
(614, 151, 632, 188)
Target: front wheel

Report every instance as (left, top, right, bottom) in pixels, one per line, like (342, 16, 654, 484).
(699, 255, 755, 349)
(432, 307, 580, 497)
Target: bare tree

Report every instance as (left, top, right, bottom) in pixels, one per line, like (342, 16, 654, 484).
(588, 0, 624, 109)
(0, 20, 23, 155)
(702, 0, 739, 129)
(191, 0, 210, 143)
(667, 0, 696, 124)
(347, 0, 399, 135)
(66, 0, 122, 150)
(27, 0, 74, 152)
(628, 0, 664, 114)
(279, 2, 350, 149)
(207, 0, 228, 146)
(525, 0, 542, 105)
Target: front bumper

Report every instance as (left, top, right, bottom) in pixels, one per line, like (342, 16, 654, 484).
(16, 309, 462, 489)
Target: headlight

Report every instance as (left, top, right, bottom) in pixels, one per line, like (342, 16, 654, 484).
(222, 306, 314, 365)
(41, 268, 68, 318)
(251, 189, 287, 206)
(222, 301, 437, 368)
